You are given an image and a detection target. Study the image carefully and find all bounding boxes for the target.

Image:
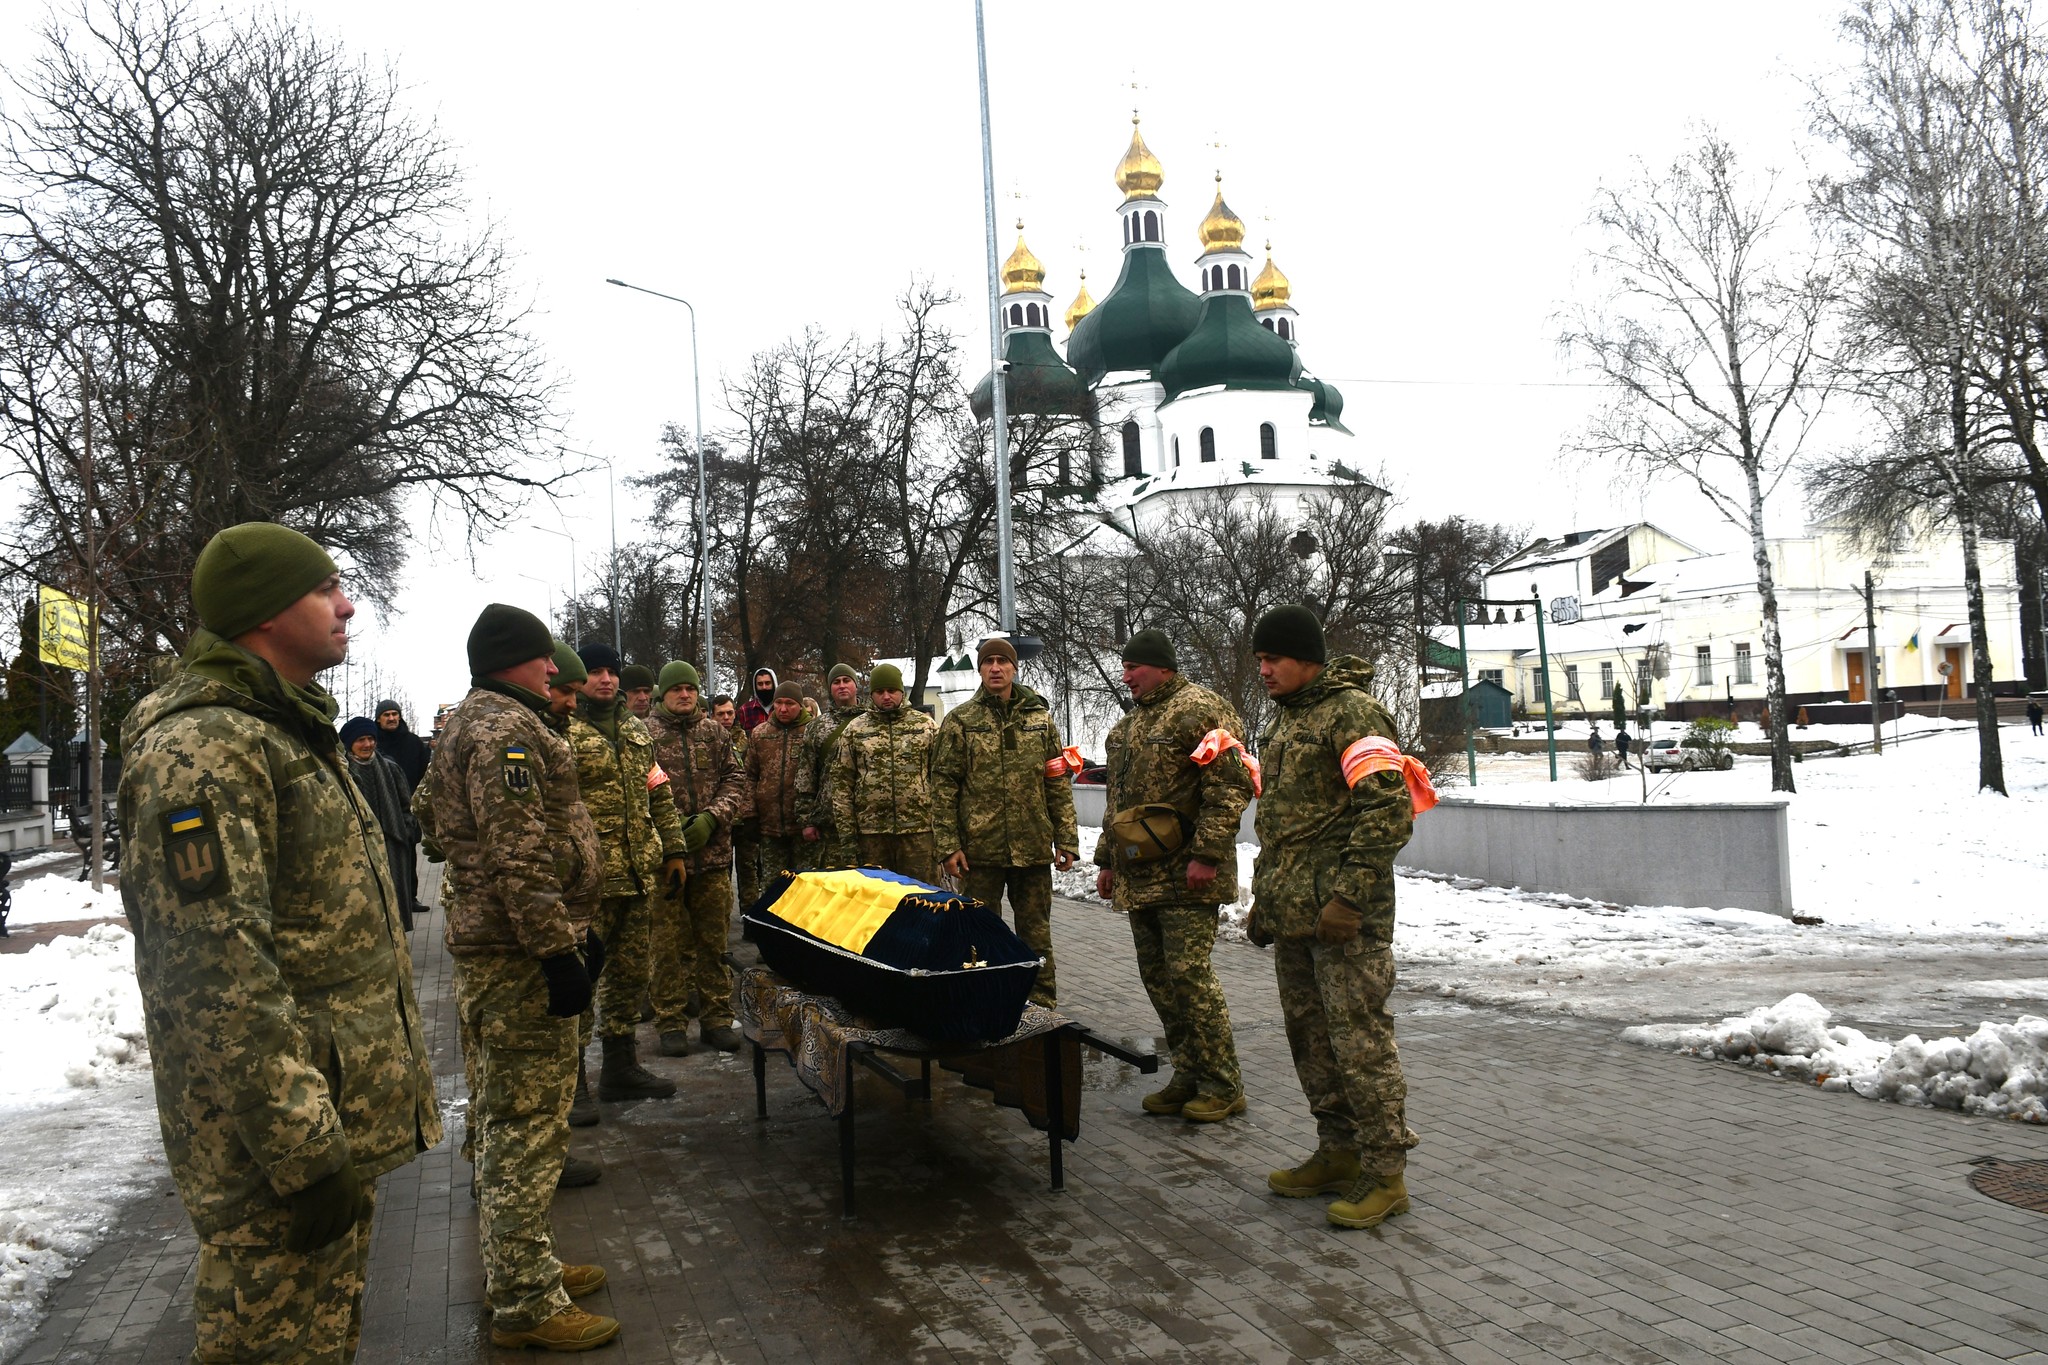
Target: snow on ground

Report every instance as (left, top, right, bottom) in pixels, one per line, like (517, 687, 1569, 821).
(1624, 993, 2048, 1124)
(0, 920, 156, 1361)
(5, 874, 124, 930)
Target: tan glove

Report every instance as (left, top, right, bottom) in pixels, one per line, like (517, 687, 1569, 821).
(1314, 896, 1363, 946)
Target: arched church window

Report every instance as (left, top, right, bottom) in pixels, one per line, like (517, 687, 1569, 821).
(1008, 304, 1022, 326)
(1171, 436, 1180, 466)
(1199, 428, 1216, 462)
(1144, 210, 1159, 241)
(1029, 304, 1042, 327)
(1279, 318, 1292, 340)
(1259, 318, 1274, 332)
(1260, 423, 1277, 460)
(1123, 215, 1132, 245)
(1121, 421, 1142, 477)
(1227, 264, 1242, 289)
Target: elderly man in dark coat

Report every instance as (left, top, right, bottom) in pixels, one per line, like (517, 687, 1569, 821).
(345, 716, 422, 931)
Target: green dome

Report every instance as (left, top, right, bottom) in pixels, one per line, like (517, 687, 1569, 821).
(970, 328, 1092, 422)
(1296, 374, 1350, 433)
(1157, 294, 1302, 400)
(1064, 246, 1201, 384)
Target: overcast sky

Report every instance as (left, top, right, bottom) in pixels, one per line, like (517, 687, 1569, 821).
(6, 1, 1861, 714)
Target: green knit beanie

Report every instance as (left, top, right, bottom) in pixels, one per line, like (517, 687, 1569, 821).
(619, 663, 655, 690)
(1251, 604, 1326, 664)
(659, 660, 700, 693)
(467, 603, 554, 676)
(551, 639, 588, 685)
(869, 663, 904, 691)
(1120, 628, 1177, 671)
(827, 663, 857, 683)
(190, 522, 338, 640)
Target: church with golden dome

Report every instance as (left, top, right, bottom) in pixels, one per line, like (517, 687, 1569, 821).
(972, 114, 1362, 532)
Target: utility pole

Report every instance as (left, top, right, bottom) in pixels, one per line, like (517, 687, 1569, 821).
(79, 356, 102, 892)
(1456, 597, 1475, 788)
(1533, 591, 1557, 782)
(1863, 568, 1883, 756)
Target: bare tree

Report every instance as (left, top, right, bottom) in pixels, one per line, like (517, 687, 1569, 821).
(1385, 516, 1528, 626)
(0, 0, 563, 652)
(1811, 0, 2039, 793)
(1562, 133, 1834, 793)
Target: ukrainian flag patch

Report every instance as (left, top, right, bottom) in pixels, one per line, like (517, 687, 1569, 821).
(503, 745, 535, 795)
(160, 800, 223, 901)
(168, 807, 204, 834)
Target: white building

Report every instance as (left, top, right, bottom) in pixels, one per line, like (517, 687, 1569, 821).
(1443, 524, 2026, 720)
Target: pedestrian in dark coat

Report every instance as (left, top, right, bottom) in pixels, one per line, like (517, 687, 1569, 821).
(374, 700, 432, 787)
(2029, 701, 2043, 736)
(345, 717, 421, 931)
(1615, 728, 1633, 769)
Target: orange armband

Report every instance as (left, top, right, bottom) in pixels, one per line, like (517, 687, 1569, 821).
(1044, 745, 1084, 779)
(1338, 736, 1436, 814)
(647, 763, 671, 791)
(1189, 728, 1263, 798)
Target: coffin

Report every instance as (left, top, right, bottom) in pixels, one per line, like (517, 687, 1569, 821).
(741, 867, 1042, 1045)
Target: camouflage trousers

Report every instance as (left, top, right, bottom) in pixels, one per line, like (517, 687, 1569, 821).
(961, 863, 1056, 1008)
(857, 831, 937, 884)
(733, 828, 764, 912)
(757, 834, 803, 888)
(1129, 903, 1240, 1099)
(1273, 936, 1418, 1180)
(191, 1184, 377, 1362)
(587, 895, 652, 1040)
(800, 825, 857, 873)
(454, 954, 575, 1332)
(652, 864, 735, 1029)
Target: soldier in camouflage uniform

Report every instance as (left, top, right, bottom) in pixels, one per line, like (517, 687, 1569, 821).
(121, 524, 441, 1363)
(797, 663, 865, 872)
(830, 664, 939, 881)
(644, 661, 747, 1054)
(716, 694, 763, 909)
(746, 683, 810, 880)
(568, 640, 690, 1102)
(1093, 629, 1254, 1122)
(1247, 605, 1419, 1230)
(619, 663, 656, 719)
(420, 605, 619, 1350)
(933, 638, 1078, 1008)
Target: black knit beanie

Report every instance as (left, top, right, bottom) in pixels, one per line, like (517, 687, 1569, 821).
(577, 639, 623, 674)
(467, 604, 554, 676)
(1251, 604, 1326, 664)
(1120, 628, 1177, 671)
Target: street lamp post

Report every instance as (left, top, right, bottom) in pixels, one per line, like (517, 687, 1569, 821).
(530, 524, 578, 640)
(974, 0, 1017, 633)
(605, 277, 714, 689)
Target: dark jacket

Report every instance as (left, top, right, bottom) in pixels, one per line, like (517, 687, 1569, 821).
(374, 719, 432, 788)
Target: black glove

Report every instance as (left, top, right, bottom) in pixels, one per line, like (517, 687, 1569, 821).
(284, 1163, 364, 1253)
(663, 852, 689, 896)
(581, 930, 606, 984)
(539, 950, 593, 1017)
(1245, 905, 1275, 949)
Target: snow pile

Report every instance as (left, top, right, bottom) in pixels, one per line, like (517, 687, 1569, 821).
(0, 918, 160, 1359)
(1050, 828, 1259, 922)
(5, 873, 124, 930)
(1624, 993, 2047, 1123)
(1, 922, 148, 1096)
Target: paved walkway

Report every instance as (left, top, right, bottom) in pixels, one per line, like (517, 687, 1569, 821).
(13, 873, 2048, 1364)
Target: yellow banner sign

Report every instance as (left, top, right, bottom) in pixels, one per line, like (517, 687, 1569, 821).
(38, 585, 94, 671)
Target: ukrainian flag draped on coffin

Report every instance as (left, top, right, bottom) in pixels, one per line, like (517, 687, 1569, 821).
(743, 868, 1042, 1044)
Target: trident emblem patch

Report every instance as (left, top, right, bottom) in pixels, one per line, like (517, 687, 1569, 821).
(162, 802, 224, 901)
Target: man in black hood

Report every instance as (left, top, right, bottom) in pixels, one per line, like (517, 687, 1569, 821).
(374, 700, 431, 787)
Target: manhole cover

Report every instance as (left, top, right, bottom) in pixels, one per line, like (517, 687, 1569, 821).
(1967, 1158, 2048, 1214)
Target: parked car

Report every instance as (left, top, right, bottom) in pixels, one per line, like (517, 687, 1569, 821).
(1644, 735, 1733, 772)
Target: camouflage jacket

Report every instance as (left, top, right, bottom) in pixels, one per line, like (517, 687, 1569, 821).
(1251, 655, 1413, 941)
(830, 704, 938, 838)
(644, 700, 748, 871)
(795, 701, 865, 834)
(568, 698, 688, 898)
(418, 683, 604, 956)
(746, 715, 808, 836)
(1095, 675, 1254, 909)
(930, 685, 1079, 867)
(119, 634, 441, 1237)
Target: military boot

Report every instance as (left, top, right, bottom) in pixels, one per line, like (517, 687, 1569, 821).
(489, 1305, 622, 1352)
(1140, 1077, 1196, 1116)
(657, 1029, 692, 1057)
(1180, 1091, 1247, 1123)
(568, 1055, 599, 1128)
(557, 1155, 602, 1189)
(699, 1021, 743, 1054)
(1267, 1148, 1361, 1198)
(557, 1262, 607, 1299)
(598, 1034, 676, 1101)
(1327, 1171, 1410, 1229)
